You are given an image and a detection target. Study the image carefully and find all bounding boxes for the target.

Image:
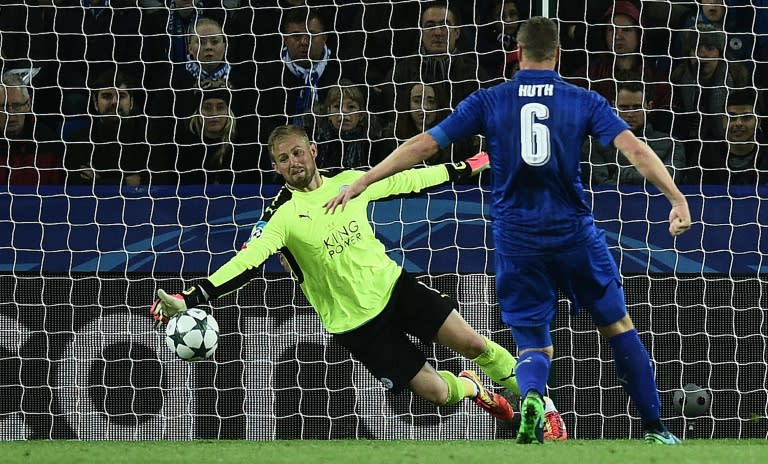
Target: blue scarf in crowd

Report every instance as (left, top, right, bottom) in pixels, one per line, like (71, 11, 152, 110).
(185, 60, 231, 88)
(281, 45, 330, 126)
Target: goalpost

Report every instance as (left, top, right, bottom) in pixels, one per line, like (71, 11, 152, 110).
(1, 0, 766, 440)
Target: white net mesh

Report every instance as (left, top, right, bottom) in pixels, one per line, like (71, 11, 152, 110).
(1, 0, 767, 440)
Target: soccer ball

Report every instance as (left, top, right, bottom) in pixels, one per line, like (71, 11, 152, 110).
(673, 383, 711, 417)
(165, 308, 219, 361)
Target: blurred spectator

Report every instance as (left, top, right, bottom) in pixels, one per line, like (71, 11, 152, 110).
(0, 72, 63, 185)
(147, 15, 259, 168)
(568, 1, 672, 128)
(150, 17, 256, 117)
(250, 1, 357, 66)
(255, 8, 352, 148)
(393, 82, 479, 165)
(344, 0, 424, 89)
(54, 0, 161, 115)
(670, 24, 751, 147)
(252, 1, 316, 62)
(139, 0, 241, 98)
(179, 16, 232, 90)
(582, 81, 685, 186)
(333, 1, 400, 87)
(755, 0, 768, 135)
(688, 88, 767, 185)
(314, 80, 395, 170)
(475, 0, 523, 79)
(378, 1, 489, 121)
(161, 87, 260, 185)
(672, 0, 755, 67)
(0, 2, 61, 124)
(64, 69, 152, 186)
(164, 0, 207, 64)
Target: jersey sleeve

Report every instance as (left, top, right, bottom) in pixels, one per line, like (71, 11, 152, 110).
(587, 92, 630, 147)
(202, 210, 287, 296)
(364, 165, 450, 201)
(190, 187, 292, 301)
(428, 89, 487, 149)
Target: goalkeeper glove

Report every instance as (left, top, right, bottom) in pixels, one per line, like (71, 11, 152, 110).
(151, 285, 212, 328)
(150, 289, 188, 328)
(445, 151, 490, 182)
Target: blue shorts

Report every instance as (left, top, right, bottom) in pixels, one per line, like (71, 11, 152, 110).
(496, 227, 627, 349)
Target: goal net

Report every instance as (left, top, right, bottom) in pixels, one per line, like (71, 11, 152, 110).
(1, 0, 766, 440)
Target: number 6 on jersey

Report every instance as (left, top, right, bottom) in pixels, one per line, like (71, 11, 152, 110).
(520, 102, 551, 166)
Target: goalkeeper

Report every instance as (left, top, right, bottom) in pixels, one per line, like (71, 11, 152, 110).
(151, 124, 568, 433)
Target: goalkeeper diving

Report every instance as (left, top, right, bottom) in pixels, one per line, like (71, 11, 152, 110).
(151, 124, 567, 438)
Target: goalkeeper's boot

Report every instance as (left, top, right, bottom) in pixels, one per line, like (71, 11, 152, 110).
(644, 426, 682, 445)
(517, 392, 545, 444)
(542, 396, 568, 441)
(459, 370, 514, 421)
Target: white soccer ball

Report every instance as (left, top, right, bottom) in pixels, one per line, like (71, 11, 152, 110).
(673, 383, 711, 417)
(164, 308, 219, 362)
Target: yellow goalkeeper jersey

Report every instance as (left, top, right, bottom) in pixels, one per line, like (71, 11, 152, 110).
(207, 165, 450, 334)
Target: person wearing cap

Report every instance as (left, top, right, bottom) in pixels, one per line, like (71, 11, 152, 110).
(670, 23, 751, 159)
(569, 0, 671, 128)
(673, 0, 755, 65)
(164, 86, 260, 185)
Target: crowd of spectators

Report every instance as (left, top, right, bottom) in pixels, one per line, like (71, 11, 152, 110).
(0, 0, 766, 188)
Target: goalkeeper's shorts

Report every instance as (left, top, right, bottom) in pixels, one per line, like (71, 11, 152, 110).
(333, 270, 455, 393)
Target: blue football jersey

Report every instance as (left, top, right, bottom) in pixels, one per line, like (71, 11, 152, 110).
(428, 69, 629, 255)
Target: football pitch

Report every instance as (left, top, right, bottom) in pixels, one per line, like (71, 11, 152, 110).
(3, 439, 768, 464)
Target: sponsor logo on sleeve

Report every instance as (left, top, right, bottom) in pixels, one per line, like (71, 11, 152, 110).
(242, 220, 268, 249)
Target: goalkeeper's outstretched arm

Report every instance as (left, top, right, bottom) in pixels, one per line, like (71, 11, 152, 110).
(149, 266, 262, 328)
(325, 134, 488, 213)
(150, 218, 285, 327)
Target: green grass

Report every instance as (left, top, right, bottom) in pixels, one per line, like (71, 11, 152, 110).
(3, 440, 768, 464)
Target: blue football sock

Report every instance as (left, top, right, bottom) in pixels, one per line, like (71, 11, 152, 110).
(515, 350, 551, 398)
(609, 329, 661, 423)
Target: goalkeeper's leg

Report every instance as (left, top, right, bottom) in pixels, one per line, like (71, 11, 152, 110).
(407, 363, 514, 421)
(434, 311, 520, 393)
